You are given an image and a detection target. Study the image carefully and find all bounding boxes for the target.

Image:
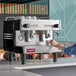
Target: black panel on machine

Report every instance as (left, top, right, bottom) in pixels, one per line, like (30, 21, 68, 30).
(3, 21, 14, 33)
(14, 20, 21, 30)
(3, 20, 23, 53)
(3, 21, 14, 51)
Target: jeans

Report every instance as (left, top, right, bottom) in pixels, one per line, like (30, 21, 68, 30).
(62, 44, 76, 56)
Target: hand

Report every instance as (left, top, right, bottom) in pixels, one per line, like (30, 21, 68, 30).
(50, 40, 59, 46)
(50, 40, 63, 50)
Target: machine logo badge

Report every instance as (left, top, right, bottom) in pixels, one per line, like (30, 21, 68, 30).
(27, 48, 35, 53)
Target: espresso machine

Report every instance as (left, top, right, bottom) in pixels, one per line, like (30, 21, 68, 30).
(3, 16, 61, 64)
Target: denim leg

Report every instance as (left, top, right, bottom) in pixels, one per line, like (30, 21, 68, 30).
(63, 44, 76, 56)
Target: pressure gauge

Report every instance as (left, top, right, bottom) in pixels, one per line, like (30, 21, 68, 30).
(18, 35, 24, 41)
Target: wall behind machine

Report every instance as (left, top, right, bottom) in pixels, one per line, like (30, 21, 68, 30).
(49, 0, 76, 42)
(0, 0, 48, 15)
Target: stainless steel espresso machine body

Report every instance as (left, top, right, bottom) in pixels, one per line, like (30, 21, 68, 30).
(3, 16, 61, 64)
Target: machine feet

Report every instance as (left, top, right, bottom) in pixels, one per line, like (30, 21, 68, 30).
(21, 54, 25, 65)
(53, 53, 57, 62)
